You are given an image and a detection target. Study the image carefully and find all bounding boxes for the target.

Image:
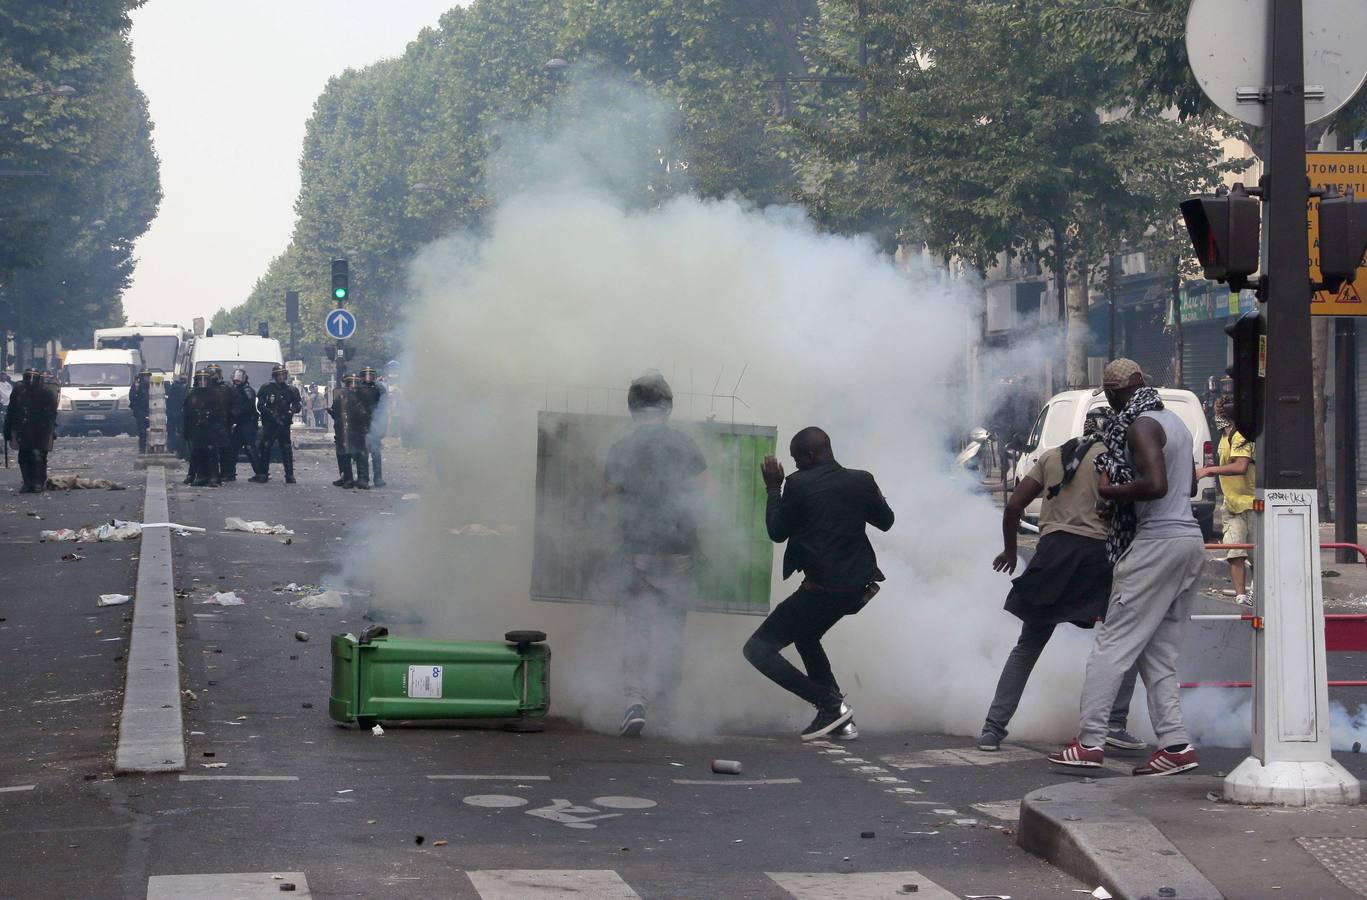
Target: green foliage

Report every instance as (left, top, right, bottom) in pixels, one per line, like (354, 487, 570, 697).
(0, 0, 160, 357)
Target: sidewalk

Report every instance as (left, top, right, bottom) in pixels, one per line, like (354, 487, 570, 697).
(1020, 755, 1367, 900)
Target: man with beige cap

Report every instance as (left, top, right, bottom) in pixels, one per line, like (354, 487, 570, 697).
(1049, 358, 1205, 776)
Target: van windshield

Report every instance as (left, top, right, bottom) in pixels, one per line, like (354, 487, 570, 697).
(201, 360, 275, 389)
(63, 364, 131, 387)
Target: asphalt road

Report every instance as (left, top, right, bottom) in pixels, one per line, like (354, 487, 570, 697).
(5, 435, 1367, 899)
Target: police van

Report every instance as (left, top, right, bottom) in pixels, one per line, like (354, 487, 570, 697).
(188, 332, 284, 390)
(56, 348, 144, 436)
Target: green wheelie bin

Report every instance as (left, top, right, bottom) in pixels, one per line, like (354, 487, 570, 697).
(329, 626, 550, 730)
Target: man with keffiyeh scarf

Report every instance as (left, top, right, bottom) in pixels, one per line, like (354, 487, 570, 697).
(979, 407, 1143, 753)
(1049, 359, 1206, 777)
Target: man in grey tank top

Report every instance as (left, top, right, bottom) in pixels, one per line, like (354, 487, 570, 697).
(1049, 359, 1205, 776)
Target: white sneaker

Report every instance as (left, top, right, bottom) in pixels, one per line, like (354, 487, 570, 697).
(1234, 593, 1253, 606)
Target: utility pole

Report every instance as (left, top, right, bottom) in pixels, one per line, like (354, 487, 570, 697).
(1226, 0, 1357, 805)
(331, 259, 348, 386)
(285, 290, 299, 362)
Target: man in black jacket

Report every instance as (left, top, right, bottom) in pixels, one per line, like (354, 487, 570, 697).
(183, 369, 224, 487)
(222, 369, 258, 481)
(743, 426, 894, 741)
(329, 373, 370, 488)
(4, 368, 59, 493)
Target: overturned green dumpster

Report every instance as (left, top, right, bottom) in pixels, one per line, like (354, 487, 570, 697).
(329, 626, 550, 731)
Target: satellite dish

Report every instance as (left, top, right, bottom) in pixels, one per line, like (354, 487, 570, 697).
(1186, 0, 1367, 126)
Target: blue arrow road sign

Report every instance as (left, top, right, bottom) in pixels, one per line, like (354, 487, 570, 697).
(325, 308, 357, 340)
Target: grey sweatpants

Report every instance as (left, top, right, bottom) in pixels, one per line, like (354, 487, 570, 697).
(621, 554, 695, 709)
(1077, 536, 1206, 747)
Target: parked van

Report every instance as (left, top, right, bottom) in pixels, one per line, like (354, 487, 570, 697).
(57, 348, 144, 436)
(1011, 388, 1218, 539)
(189, 333, 284, 390)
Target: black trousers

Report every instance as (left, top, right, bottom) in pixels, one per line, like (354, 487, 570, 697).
(256, 426, 293, 479)
(336, 450, 368, 484)
(743, 585, 869, 707)
(189, 444, 219, 484)
(221, 424, 256, 478)
(17, 445, 49, 489)
(367, 435, 383, 483)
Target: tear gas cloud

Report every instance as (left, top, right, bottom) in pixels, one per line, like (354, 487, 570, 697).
(345, 73, 1105, 741)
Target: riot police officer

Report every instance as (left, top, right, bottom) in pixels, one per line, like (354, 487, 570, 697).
(129, 369, 152, 453)
(204, 364, 236, 480)
(357, 366, 388, 488)
(4, 368, 59, 492)
(166, 373, 189, 457)
(222, 369, 258, 481)
(183, 369, 225, 486)
(329, 373, 371, 488)
(252, 364, 300, 484)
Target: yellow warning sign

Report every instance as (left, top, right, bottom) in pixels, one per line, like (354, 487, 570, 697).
(1308, 152, 1367, 316)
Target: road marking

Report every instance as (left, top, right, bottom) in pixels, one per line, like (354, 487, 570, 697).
(672, 778, 802, 785)
(428, 774, 550, 781)
(0, 785, 36, 793)
(463, 795, 530, 808)
(467, 870, 639, 899)
(972, 800, 1021, 821)
(147, 872, 310, 898)
(592, 796, 657, 809)
(767, 871, 958, 899)
(883, 746, 1042, 769)
(178, 775, 299, 782)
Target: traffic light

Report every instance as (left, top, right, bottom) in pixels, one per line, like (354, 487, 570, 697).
(285, 290, 299, 323)
(331, 258, 349, 303)
(1224, 309, 1264, 440)
(1180, 183, 1261, 291)
(1316, 185, 1367, 295)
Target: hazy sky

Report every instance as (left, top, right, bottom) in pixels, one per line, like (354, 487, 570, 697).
(124, 1, 457, 328)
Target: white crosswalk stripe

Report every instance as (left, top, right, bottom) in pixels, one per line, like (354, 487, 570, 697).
(768, 870, 959, 898)
(466, 870, 640, 898)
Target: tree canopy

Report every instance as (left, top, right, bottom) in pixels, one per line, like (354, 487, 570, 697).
(0, 0, 160, 362)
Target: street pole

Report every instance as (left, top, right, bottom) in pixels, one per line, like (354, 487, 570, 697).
(1334, 318, 1358, 563)
(1224, 0, 1360, 806)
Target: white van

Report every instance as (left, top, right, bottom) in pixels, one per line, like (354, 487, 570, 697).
(1012, 388, 1218, 539)
(57, 348, 144, 435)
(189, 333, 284, 390)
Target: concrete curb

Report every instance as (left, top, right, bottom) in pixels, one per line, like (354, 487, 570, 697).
(1017, 777, 1223, 900)
(115, 465, 185, 773)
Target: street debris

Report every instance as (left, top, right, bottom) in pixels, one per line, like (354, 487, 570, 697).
(293, 589, 343, 609)
(45, 475, 125, 491)
(432, 839, 448, 847)
(97, 594, 132, 607)
(224, 517, 294, 535)
(62, 552, 84, 561)
(336, 789, 353, 794)
(711, 759, 742, 775)
(860, 831, 875, 839)
(294, 631, 310, 642)
(201, 592, 245, 606)
(401, 493, 421, 500)
(898, 886, 918, 895)
(41, 520, 142, 542)
(1091, 889, 1114, 900)
(201, 763, 227, 769)
(964, 896, 1012, 900)
(371, 724, 384, 736)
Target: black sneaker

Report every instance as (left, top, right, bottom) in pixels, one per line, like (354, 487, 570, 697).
(978, 732, 1002, 752)
(333, 478, 353, 488)
(373, 479, 386, 488)
(284, 476, 297, 484)
(801, 703, 854, 742)
(620, 704, 646, 737)
(248, 474, 268, 484)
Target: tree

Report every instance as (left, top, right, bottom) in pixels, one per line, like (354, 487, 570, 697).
(797, 0, 1239, 387)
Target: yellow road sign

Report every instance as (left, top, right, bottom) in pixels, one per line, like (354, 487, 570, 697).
(1308, 151, 1367, 316)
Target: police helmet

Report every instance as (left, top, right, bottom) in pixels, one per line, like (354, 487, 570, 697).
(193, 369, 211, 388)
(232, 368, 247, 384)
(206, 363, 223, 383)
(360, 366, 378, 383)
(272, 364, 288, 381)
(21, 367, 40, 385)
(343, 373, 361, 387)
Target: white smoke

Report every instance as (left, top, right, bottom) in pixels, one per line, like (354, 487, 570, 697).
(348, 73, 1100, 742)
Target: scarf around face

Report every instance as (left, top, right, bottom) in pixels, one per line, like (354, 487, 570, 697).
(1093, 386, 1165, 562)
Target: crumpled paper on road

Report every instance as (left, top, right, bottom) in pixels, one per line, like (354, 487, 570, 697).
(40, 519, 143, 542)
(46, 475, 126, 491)
(292, 589, 344, 609)
(224, 517, 294, 536)
(97, 594, 132, 607)
(200, 591, 245, 606)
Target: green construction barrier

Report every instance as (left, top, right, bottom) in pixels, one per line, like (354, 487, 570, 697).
(329, 626, 550, 729)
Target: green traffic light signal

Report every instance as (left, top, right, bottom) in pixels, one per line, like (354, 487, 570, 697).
(330, 257, 349, 304)
(333, 286, 348, 300)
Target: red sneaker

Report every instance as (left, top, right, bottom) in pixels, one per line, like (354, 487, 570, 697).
(1133, 745, 1199, 776)
(1048, 738, 1104, 768)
